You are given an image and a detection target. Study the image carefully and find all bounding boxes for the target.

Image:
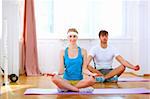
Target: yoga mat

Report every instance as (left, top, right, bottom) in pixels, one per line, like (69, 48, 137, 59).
(24, 88, 150, 95)
(118, 77, 150, 82)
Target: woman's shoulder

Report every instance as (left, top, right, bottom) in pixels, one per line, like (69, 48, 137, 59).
(80, 47, 87, 55)
(60, 47, 68, 51)
(60, 48, 66, 55)
(81, 48, 87, 51)
(78, 46, 86, 51)
(60, 49, 65, 52)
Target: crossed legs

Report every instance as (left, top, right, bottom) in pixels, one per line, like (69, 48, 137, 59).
(51, 65, 125, 90)
(88, 65, 126, 80)
(104, 65, 125, 79)
(51, 75, 95, 92)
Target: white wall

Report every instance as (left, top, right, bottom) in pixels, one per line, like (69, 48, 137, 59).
(1, 0, 149, 76)
(0, 0, 2, 74)
(37, 39, 136, 73)
(37, 0, 150, 75)
(137, 0, 149, 75)
(148, 0, 150, 75)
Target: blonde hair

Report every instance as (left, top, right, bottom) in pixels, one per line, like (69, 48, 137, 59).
(67, 28, 78, 34)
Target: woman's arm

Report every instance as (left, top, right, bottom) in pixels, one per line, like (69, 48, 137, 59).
(45, 50, 64, 77)
(58, 49, 65, 75)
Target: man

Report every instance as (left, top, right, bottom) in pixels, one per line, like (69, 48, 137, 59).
(87, 30, 140, 82)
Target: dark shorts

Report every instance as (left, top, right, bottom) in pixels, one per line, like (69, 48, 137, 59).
(98, 69, 113, 75)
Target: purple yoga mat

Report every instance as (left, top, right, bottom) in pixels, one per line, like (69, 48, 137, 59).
(118, 77, 150, 82)
(24, 88, 150, 95)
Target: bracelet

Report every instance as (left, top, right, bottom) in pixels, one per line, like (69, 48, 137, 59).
(58, 73, 64, 75)
(88, 74, 91, 76)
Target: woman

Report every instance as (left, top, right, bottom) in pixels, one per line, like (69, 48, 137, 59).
(49, 28, 97, 92)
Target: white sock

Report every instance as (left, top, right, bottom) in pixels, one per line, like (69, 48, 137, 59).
(79, 87, 94, 93)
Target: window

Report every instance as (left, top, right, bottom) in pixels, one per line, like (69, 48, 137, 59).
(34, 0, 124, 39)
(34, 0, 54, 39)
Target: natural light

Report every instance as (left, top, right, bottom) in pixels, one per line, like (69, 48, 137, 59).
(34, 0, 123, 39)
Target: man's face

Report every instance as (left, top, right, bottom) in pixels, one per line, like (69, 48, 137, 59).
(100, 34, 108, 43)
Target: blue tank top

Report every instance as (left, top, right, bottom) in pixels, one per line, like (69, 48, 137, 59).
(63, 47, 83, 80)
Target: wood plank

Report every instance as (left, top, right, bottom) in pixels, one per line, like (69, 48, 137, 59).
(1, 73, 150, 99)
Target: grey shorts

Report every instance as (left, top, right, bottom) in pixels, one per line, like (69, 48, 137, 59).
(98, 69, 113, 75)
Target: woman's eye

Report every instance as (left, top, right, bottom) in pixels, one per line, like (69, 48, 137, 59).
(69, 35, 76, 38)
(73, 35, 76, 38)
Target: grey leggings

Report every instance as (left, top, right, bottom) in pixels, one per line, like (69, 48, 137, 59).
(98, 69, 113, 75)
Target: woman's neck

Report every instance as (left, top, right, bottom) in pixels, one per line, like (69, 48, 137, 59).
(68, 44, 78, 49)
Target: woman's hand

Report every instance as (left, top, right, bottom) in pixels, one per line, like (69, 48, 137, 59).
(43, 72, 58, 77)
(46, 73, 56, 76)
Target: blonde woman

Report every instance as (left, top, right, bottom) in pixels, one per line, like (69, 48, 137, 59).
(48, 28, 98, 92)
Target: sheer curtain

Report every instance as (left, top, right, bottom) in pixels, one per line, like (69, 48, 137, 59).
(20, 0, 40, 76)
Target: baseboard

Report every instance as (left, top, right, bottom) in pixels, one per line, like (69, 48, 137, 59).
(143, 74, 150, 76)
(123, 72, 138, 76)
(124, 72, 150, 77)
(124, 72, 141, 76)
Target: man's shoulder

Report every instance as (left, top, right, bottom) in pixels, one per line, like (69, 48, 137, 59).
(108, 44, 119, 54)
(89, 45, 100, 53)
(108, 44, 116, 49)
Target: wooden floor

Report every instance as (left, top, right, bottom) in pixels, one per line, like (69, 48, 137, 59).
(0, 73, 150, 99)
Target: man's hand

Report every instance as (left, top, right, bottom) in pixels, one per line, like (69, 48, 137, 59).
(90, 73, 101, 77)
(134, 65, 140, 71)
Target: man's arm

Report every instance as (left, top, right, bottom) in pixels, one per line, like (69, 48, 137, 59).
(82, 49, 99, 76)
(87, 55, 103, 76)
(116, 55, 140, 71)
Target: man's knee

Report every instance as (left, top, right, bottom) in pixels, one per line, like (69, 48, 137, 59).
(87, 65, 91, 70)
(120, 65, 126, 72)
(87, 65, 95, 72)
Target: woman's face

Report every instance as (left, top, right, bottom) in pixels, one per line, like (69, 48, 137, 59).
(67, 33, 78, 45)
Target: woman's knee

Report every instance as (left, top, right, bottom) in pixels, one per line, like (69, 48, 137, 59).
(86, 77, 96, 85)
(51, 76, 59, 83)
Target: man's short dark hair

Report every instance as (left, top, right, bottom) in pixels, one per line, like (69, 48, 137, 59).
(98, 30, 108, 38)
